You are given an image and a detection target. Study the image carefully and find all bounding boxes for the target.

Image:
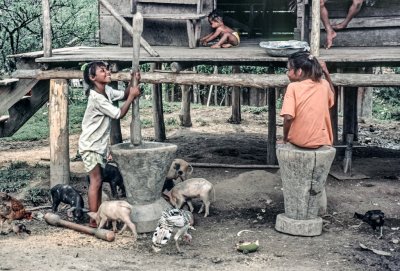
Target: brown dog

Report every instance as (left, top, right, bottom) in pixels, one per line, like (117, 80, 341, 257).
(162, 159, 194, 193)
(166, 159, 193, 182)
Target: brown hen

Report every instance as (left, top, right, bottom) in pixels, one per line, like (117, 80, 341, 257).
(0, 192, 32, 232)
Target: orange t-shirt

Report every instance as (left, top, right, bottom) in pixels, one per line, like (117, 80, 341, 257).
(280, 79, 334, 148)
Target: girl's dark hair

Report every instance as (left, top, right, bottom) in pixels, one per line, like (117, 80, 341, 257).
(288, 51, 323, 82)
(82, 61, 108, 96)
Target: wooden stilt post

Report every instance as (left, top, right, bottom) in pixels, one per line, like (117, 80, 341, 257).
(109, 81, 123, 145)
(331, 85, 339, 145)
(266, 88, 277, 165)
(179, 85, 192, 127)
(229, 65, 241, 124)
(49, 79, 69, 186)
(151, 63, 166, 141)
(310, 0, 320, 56)
(342, 87, 358, 143)
(42, 0, 52, 57)
(130, 5, 143, 146)
(207, 66, 218, 107)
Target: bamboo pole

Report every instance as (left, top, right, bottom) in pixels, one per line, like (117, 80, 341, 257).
(41, 0, 52, 57)
(310, 0, 320, 56)
(13, 70, 400, 88)
(130, 10, 143, 146)
(99, 0, 159, 57)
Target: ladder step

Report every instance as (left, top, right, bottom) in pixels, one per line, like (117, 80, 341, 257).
(0, 115, 10, 123)
(0, 78, 19, 86)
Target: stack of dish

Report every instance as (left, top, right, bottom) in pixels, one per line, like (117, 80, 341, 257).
(259, 40, 310, 57)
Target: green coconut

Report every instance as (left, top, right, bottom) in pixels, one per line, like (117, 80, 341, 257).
(236, 240, 259, 253)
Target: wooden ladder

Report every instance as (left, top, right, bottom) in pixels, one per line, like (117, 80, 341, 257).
(0, 79, 50, 137)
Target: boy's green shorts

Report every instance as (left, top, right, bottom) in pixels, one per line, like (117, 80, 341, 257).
(81, 151, 106, 173)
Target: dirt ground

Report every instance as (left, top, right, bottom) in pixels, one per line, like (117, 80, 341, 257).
(1, 106, 400, 271)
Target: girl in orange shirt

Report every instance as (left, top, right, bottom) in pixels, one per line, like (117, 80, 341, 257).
(280, 51, 335, 148)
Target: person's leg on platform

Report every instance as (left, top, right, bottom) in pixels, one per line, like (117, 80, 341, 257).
(320, 0, 337, 49)
(332, 0, 363, 30)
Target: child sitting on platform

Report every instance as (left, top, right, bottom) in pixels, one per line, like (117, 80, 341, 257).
(79, 61, 141, 227)
(280, 51, 335, 148)
(200, 10, 240, 49)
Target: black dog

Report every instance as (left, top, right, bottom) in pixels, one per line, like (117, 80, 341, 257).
(86, 163, 126, 199)
(50, 184, 87, 222)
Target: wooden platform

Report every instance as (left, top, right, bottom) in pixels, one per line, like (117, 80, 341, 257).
(10, 44, 400, 68)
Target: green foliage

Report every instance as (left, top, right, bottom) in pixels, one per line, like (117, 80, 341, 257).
(165, 117, 179, 127)
(141, 118, 153, 128)
(163, 102, 180, 113)
(373, 68, 400, 120)
(243, 106, 268, 114)
(0, 0, 98, 73)
(374, 87, 400, 107)
(0, 162, 31, 193)
(372, 97, 400, 120)
(26, 188, 50, 206)
(5, 106, 50, 141)
(195, 118, 208, 127)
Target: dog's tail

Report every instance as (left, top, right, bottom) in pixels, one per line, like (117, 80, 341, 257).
(188, 163, 194, 175)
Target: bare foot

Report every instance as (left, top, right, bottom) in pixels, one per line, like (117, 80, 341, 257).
(221, 44, 233, 48)
(210, 44, 221, 49)
(325, 30, 337, 49)
(332, 22, 348, 31)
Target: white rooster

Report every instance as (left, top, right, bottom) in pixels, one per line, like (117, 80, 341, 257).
(152, 208, 195, 253)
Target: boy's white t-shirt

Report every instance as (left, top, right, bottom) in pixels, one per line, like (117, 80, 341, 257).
(78, 85, 125, 156)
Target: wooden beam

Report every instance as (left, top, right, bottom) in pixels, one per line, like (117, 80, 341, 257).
(41, 0, 52, 57)
(49, 79, 70, 186)
(98, 0, 159, 57)
(0, 79, 19, 86)
(12, 70, 400, 88)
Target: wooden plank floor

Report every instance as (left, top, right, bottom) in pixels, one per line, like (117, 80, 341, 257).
(11, 44, 400, 67)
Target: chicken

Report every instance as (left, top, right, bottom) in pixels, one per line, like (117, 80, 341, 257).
(152, 208, 195, 253)
(0, 192, 32, 233)
(12, 223, 31, 236)
(354, 210, 385, 238)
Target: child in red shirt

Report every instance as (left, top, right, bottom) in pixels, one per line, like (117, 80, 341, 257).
(280, 51, 335, 148)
